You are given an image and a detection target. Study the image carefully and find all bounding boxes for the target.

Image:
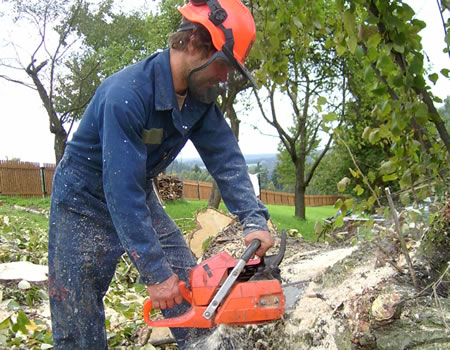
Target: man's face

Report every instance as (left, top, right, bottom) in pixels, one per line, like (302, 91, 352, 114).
(186, 50, 235, 104)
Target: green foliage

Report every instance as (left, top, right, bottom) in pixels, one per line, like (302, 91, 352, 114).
(307, 146, 352, 195)
(178, 167, 213, 183)
(322, 0, 450, 221)
(57, 0, 184, 123)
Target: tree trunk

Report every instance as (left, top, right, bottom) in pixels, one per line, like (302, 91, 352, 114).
(54, 130, 68, 164)
(294, 160, 306, 219)
(26, 61, 68, 165)
(207, 104, 241, 209)
(294, 182, 306, 219)
(208, 180, 222, 208)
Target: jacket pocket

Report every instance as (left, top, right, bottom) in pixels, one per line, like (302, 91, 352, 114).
(142, 128, 163, 144)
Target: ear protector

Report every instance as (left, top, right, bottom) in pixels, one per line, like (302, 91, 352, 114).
(179, 0, 258, 88)
(191, 0, 228, 26)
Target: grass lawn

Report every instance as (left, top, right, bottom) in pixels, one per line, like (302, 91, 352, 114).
(265, 204, 336, 240)
(0, 196, 337, 241)
(163, 200, 336, 241)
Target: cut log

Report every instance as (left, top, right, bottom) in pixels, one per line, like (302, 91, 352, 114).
(0, 262, 48, 282)
(186, 208, 234, 259)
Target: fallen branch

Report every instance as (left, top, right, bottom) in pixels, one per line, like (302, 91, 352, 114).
(336, 134, 381, 207)
(371, 240, 405, 274)
(385, 187, 418, 290)
(150, 336, 176, 346)
(13, 205, 47, 217)
(432, 265, 450, 332)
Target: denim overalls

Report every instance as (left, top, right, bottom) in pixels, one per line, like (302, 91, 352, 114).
(48, 49, 269, 349)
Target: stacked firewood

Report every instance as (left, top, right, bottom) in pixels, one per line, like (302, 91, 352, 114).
(157, 175, 183, 201)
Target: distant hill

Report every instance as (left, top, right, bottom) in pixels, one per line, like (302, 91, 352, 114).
(175, 153, 279, 174)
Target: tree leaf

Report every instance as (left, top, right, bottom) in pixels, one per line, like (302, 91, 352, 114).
(347, 35, 358, 53)
(323, 112, 338, 122)
(335, 214, 344, 227)
(362, 126, 371, 140)
(353, 184, 364, 196)
(380, 160, 397, 174)
(337, 177, 350, 192)
(369, 129, 380, 143)
(318, 96, 327, 105)
(344, 198, 354, 208)
(382, 173, 398, 182)
(293, 16, 303, 28)
(349, 168, 360, 178)
(336, 44, 347, 56)
(428, 73, 438, 84)
(343, 11, 355, 34)
(367, 33, 381, 48)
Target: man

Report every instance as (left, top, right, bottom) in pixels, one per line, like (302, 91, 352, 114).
(48, 0, 274, 348)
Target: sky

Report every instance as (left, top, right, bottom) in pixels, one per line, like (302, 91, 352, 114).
(0, 0, 448, 165)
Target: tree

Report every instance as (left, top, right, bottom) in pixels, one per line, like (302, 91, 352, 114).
(331, 0, 449, 213)
(0, 0, 183, 165)
(0, 0, 114, 163)
(251, 0, 346, 219)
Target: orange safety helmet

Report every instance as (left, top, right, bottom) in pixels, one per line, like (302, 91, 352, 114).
(178, 0, 257, 87)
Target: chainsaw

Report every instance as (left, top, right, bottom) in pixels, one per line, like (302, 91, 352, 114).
(143, 230, 304, 328)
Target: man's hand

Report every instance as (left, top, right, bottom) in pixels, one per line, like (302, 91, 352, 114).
(244, 230, 274, 258)
(147, 274, 183, 310)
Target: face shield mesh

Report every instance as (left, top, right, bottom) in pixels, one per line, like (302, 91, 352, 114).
(187, 51, 237, 104)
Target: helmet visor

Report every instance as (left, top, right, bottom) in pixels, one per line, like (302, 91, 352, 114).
(221, 44, 258, 89)
(187, 50, 237, 104)
(187, 50, 257, 104)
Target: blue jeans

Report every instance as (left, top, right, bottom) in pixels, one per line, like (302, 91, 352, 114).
(48, 155, 202, 349)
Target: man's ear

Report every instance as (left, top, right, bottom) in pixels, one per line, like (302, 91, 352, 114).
(187, 36, 196, 54)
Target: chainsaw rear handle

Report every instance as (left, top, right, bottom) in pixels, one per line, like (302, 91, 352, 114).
(241, 239, 261, 262)
(143, 281, 192, 326)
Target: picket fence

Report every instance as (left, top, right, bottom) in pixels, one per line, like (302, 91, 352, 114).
(0, 161, 341, 206)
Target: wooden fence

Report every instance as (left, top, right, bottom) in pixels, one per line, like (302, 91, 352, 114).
(0, 161, 342, 206)
(183, 180, 341, 207)
(0, 160, 56, 197)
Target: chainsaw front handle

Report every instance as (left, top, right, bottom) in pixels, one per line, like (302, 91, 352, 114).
(143, 281, 193, 326)
(242, 239, 261, 261)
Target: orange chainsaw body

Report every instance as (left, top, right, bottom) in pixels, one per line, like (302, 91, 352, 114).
(143, 251, 285, 328)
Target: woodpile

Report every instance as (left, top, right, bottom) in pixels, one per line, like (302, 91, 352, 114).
(156, 175, 183, 201)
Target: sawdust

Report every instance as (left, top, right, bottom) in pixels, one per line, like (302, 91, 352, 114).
(280, 246, 358, 282)
(280, 249, 398, 349)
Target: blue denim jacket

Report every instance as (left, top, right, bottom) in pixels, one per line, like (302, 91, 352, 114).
(64, 49, 269, 285)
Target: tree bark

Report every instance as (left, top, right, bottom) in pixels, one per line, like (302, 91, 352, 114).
(294, 159, 306, 219)
(208, 180, 222, 208)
